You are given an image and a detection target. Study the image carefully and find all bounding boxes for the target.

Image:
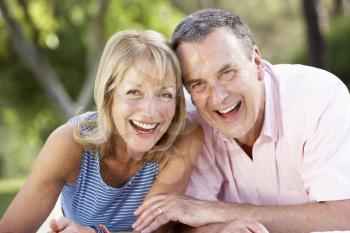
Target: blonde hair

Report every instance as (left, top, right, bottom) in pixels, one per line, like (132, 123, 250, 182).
(74, 30, 185, 162)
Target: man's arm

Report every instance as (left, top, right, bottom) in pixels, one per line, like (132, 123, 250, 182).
(180, 199, 350, 233)
(173, 220, 268, 233)
(133, 195, 350, 233)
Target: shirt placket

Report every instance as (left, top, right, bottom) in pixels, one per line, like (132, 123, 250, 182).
(253, 138, 281, 205)
(227, 141, 261, 204)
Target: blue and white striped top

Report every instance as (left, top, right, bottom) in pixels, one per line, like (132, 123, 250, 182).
(61, 112, 159, 231)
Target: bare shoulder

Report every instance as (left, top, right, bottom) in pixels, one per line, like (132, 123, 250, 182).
(33, 122, 84, 184)
(155, 116, 203, 193)
(46, 122, 82, 156)
(160, 116, 203, 169)
(176, 115, 204, 147)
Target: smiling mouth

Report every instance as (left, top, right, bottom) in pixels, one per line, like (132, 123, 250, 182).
(216, 101, 242, 117)
(129, 120, 159, 134)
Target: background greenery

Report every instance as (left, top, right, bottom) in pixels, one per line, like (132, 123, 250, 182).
(0, 0, 349, 217)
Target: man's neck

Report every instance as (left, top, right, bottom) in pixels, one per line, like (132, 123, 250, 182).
(236, 91, 266, 159)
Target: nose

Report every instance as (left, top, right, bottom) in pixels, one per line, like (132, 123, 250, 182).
(140, 96, 160, 118)
(209, 82, 228, 105)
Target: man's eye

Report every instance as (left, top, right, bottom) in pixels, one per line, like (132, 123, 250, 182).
(190, 82, 206, 92)
(220, 69, 235, 81)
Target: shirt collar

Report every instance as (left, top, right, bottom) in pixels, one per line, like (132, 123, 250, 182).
(261, 60, 282, 142)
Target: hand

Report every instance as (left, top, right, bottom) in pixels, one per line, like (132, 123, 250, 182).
(49, 217, 96, 233)
(133, 194, 213, 233)
(218, 219, 269, 233)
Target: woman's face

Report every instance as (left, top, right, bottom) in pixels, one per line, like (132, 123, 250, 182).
(111, 61, 177, 155)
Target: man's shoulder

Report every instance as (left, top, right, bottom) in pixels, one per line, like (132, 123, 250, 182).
(270, 63, 349, 137)
(272, 63, 343, 89)
(270, 63, 346, 107)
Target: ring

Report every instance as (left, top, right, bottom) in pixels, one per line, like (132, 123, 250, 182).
(157, 207, 163, 215)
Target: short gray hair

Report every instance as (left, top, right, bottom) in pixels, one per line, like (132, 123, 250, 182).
(171, 9, 255, 59)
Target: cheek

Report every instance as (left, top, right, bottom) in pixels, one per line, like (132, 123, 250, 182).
(192, 94, 207, 109)
(161, 102, 176, 120)
(243, 89, 261, 119)
(111, 102, 136, 127)
(114, 99, 138, 114)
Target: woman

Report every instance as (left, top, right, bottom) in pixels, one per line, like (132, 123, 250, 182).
(0, 30, 202, 233)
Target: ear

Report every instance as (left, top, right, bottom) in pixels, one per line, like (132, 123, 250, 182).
(252, 46, 264, 81)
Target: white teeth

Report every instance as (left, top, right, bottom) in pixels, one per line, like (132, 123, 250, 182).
(219, 103, 238, 114)
(132, 120, 157, 130)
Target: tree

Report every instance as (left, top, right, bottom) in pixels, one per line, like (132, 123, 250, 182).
(302, 0, 326, 68)
(0, 0, 107, 118)
(334, 0, 344, 16)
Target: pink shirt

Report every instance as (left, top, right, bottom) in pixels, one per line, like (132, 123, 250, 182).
(186, 61, 350, 205)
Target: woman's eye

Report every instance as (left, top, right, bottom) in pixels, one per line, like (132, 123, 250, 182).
(162, 93, 173, 98)
(159, 92, 174, 103)
(126, 89, 141, 95)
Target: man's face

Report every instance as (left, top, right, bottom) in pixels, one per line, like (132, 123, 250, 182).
(176, 27, 265, 139)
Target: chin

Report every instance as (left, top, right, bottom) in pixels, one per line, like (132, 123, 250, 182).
(134, 145, 155, 154)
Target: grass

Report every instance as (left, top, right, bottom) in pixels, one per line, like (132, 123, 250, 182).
(0, 178, 25, 218)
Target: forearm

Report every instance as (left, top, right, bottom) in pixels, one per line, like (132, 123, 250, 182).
(202, 199, 350, 233)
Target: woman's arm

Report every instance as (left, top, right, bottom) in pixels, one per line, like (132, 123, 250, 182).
(133, 117, 204, 233)
(0, 123, 83, 233)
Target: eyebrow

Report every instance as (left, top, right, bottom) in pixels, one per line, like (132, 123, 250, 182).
(216, 63, 234, 76)
(160, 85, 176, 91)
(184, 78, 203, 87)
(184, 63, 235, 87)
(125, 83, 143, 88)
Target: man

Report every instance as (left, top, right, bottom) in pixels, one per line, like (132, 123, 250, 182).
(133, 9, 350, 233)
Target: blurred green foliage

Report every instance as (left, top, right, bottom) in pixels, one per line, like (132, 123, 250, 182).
(0, 192, 17, 217)
(0, 178, 25, 217)
(291, 14, 350, 87)
(327, 15, 350, 85)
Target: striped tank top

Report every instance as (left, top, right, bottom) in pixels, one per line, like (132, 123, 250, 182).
(61, 112, 159, 231)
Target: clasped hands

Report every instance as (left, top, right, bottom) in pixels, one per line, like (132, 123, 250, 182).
(133, 194, 268, 233)
(48, 194, 268, 233)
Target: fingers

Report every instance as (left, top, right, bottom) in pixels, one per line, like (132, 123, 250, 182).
(133, 206, 166, 231)
(244, 220, 269, 233)
(221, 228, 252, 233)
(49, 219, 59, 232)
(134, 194, 167, 216)
(138, 214, 171, 233)
(133, 202, 173, 232)
(133, 194, 179, 232)
(50, 218, 69, 232)
(133, 194, 175, 229)
(220, 219, 269, 233)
